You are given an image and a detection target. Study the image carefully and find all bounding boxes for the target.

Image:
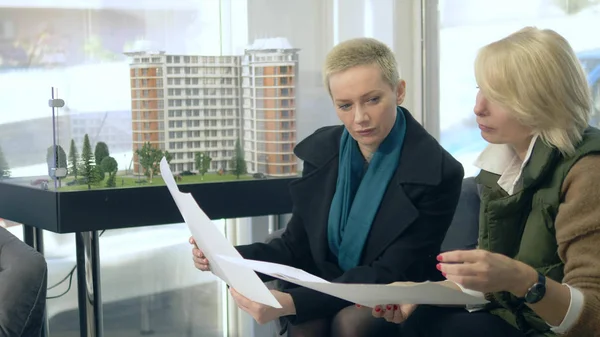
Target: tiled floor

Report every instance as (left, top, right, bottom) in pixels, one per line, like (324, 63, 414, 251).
(49, 283, 223, 337)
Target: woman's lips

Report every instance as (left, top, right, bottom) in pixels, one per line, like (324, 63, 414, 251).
(356, 128, 375, 136)
(478, 124, 494, 132)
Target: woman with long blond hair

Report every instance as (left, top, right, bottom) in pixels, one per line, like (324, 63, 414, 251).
(372, 27, 600, 337)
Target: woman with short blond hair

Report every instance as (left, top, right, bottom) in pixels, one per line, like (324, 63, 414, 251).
(191, 37, 464, 336)
(372, 26, 600, 337)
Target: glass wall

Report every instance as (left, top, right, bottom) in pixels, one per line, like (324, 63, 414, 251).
(0, 1, 245, 335)
(0, 1, 250, 189)
(50, 223, 228, 336)
(439, 0, 600, 176)
(0, 0, 421, 192)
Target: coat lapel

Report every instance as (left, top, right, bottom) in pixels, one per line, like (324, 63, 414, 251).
(361, 111, 443, 263)
(289, 126, 342, 265)
(359, 178, 419, 264)
(289, 156, 338, 264)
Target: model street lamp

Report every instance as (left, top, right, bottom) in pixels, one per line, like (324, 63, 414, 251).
(49, 89, 66, 188)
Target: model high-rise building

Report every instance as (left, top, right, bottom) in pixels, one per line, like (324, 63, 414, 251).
(242, 38, 299, 176)
(127, 52, 242, 174)
(126, 38, 299, 177)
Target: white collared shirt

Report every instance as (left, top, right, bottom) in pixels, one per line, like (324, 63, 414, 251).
(454, 135, 584, 334)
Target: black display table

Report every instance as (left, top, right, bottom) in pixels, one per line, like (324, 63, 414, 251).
(0, 178, 294, 337)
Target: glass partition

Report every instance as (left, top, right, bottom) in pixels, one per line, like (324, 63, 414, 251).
(438, 0, 600, 176)
(0, 0, 417, 193)
(4, 220, 227, 336)
(0, 0, 310, 195)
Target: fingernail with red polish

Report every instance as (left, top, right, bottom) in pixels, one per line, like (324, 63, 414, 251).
(355, 304, 361, 308)
(436, 263, 442, 271)
(387, 305, 392, 310)
(394, 305, 399, 310)
(437, 254, 443, 261)
(375, 306, 381, 312)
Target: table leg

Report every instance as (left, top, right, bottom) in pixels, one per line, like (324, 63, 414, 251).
(22, 225, 48, 337)
(22, 225, 34, 247)
(75, 231, 103, 337)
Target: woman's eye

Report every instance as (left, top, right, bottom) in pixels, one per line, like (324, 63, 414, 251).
(338, 104, 352, 111)
(368, 97, 380, 103)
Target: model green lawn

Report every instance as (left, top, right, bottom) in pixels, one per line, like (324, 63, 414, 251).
(58, 172, 252, 191)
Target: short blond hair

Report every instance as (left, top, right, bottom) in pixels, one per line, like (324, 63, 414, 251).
(323, 38, 401, 97)
(475, 27, 590, 156)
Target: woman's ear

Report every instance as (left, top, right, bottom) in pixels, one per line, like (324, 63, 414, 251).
(396, 80, 407, 105)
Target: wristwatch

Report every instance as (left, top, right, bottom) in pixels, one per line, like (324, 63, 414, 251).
(523, 272, 547, 304)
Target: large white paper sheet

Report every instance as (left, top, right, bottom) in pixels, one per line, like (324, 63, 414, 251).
(160, 158, 281, 308)
(218, 255, 488, 308)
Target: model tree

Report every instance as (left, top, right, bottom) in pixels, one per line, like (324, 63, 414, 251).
(0, 145, 10, 179)
(94, 141, 110, 180)
(164, 150, 173, 165)
(101, 156, 118, 188)
(135, 142, 166, 184)
(94, 141, 110, 166)
(230, 138, 247, 179)
(46, 145, 68, 187)
(46, 145, 67, 174)
(81, 134, 101, 190)
(195, 152, 212, 180)
(68, 139, 79, 180)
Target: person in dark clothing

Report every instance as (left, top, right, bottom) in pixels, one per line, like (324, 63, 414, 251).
(191, 37, 464, 337)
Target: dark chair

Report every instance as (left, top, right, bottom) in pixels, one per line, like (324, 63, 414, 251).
(440, 176, 480, 252)
(0, 227, 48, 337)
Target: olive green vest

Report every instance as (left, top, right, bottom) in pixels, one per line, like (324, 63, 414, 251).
(476, 127, 600, 336)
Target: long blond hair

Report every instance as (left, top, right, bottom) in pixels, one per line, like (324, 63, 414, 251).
(475, 27, 590, 156)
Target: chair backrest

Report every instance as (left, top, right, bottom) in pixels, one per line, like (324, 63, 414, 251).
(441, 177, 481, 252)
(0, 227, 47, 337)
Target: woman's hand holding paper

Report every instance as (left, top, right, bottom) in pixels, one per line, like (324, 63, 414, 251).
(229, 288, 296, 324)
(189, 236, 211, 271)
(367, 303, 417, 324)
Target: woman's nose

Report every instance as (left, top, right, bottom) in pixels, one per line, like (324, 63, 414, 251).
(474, 106, 485, 117)
(473, 98, 487, 117)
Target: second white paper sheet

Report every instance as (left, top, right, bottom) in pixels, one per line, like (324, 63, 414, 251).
(160, 158, 281, 308)
(218, 255, 488, 308)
